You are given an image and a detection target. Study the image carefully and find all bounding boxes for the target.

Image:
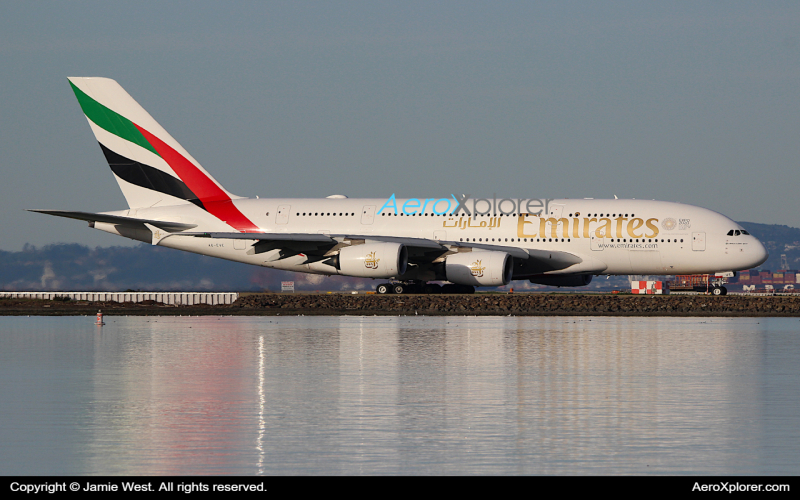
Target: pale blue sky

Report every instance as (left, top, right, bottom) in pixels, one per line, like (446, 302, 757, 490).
(2, 1, 799, 250)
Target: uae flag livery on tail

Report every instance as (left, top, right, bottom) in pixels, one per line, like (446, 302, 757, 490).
(68, 77, 259, 233)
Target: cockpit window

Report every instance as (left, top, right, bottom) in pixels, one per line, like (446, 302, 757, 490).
(734, 230, 741, 236)
(727, 230, 734, 236)
(741, 229, 750, 235)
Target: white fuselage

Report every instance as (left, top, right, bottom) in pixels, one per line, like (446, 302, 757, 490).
(95, 196, 768, 280)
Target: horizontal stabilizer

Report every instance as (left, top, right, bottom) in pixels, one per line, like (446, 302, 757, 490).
(29, 210, 197, 232)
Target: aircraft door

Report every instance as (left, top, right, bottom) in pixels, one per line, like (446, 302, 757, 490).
(548, 204, 566, 237)
(589, 218, 605, 251)
(361, 205, 375, 225)
(276, 205, 291, 225)
(692, 232, 706, 251)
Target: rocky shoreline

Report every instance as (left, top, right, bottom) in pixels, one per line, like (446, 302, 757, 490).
(2, 293, 800, 316)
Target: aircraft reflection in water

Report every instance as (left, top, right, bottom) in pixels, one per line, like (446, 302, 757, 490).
(14, 315, 781, 475)
(33, 78, 767, 294)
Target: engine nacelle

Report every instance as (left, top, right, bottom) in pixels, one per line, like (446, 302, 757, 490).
(338, 242, 408, 278)
(529, 274, 593, 287)
(445, 251, 513, 286)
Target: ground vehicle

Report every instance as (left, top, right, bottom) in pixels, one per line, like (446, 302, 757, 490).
(669, 274, 731, 295)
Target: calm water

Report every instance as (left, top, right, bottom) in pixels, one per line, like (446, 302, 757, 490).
(0, 315, 798, 475)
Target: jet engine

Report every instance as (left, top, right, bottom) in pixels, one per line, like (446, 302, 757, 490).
(445, 251, 513, 286)
(529, 274, 593, 287)
(336, 242, 408, 278)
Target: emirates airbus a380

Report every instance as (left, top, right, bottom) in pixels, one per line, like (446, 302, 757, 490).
(32, 78, 768, 294)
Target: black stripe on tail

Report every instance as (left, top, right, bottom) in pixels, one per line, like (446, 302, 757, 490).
(99, 143, 205, 209)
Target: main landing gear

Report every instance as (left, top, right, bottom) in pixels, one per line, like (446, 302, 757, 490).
(375, 282, 475, 294)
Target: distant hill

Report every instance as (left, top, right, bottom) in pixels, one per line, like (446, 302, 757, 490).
(737, 222, 800, 271)
(2, 222, 795, 291)
(0, 243, 374, 292)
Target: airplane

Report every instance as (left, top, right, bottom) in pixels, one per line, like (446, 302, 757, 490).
(32, 77, 768, 295)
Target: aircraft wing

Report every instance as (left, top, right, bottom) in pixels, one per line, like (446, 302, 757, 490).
(183, 232, 446, 248)
(185, 232, 336, 242)
(178, 231, 339, 261)
(347, 236, 585, 273)
(180, 232, 445, 247)
(343, 235, 447, 250)
(441, 241, 590, 275)
(173, 232, 590, 274)
(177, 232, 445, 262)
(443, 241, 531, 259)
(29, 209, 197, 232)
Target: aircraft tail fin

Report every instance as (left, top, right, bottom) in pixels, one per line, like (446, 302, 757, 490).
(68, 77, 239, 209)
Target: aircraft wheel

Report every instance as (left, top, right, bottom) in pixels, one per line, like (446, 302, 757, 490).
(441, 284, 458, 294)
(392, 283, 406, 294)
(376, 283, 391, 294)
(720, 286, 728, 296)
(712, 286, 723, 296)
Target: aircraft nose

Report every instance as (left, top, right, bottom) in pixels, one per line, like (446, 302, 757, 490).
(750, 238, 769, 268)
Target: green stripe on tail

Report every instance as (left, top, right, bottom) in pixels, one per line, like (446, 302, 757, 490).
(69, 81, 159, 157)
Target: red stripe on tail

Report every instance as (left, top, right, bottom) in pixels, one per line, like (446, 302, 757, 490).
(135, 124, 260, 233)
